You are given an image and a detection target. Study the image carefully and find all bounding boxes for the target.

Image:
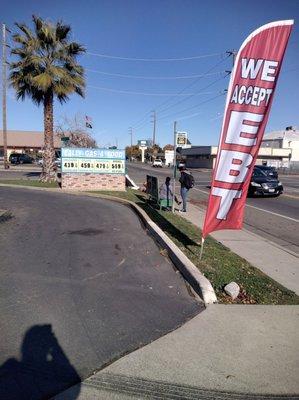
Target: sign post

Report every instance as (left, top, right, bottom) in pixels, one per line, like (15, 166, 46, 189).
(172, 121, 177, 213)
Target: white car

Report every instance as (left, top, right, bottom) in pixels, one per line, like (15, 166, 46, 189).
(152, 159, 163, 168)
(36, 158, 61, 168)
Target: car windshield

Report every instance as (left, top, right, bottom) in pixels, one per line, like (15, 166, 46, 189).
(261, 168, 275, 175)
(253, 168, 267, 177)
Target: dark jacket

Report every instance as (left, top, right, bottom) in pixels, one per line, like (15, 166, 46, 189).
(179, 170, 192, 189)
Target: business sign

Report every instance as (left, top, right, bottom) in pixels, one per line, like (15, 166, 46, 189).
(61, 148, 125, 174)
(138, 140, 150, 147)
(176, 132, 188, 147)
(202, 20, 293, 238)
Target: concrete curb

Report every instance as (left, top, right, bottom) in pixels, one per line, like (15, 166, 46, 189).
(0, 183, 217, 305)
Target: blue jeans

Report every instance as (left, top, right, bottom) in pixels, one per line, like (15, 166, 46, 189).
(180, 187, 189, 211)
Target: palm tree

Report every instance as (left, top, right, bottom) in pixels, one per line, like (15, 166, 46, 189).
(9, 16, 85, 181)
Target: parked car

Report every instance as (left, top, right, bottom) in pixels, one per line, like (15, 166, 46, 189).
(37, 158, 61, 168)
(255, 165, 278, 179)
(152, 159, 163, 168)
(248, 166, 283, 197)
(9, 153, 33, 165)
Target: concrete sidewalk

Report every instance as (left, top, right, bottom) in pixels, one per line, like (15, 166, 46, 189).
(54, 305, 299, 399)
(183, 203, 299, 295)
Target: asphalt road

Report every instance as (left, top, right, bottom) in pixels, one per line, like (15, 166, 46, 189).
(0, 187, 201, 400)
(127, 162, 299, 255)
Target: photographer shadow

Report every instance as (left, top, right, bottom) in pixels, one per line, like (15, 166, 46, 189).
(0, 324, 80, 400)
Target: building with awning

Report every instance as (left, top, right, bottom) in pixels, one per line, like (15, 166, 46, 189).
(0, 130, 61, 158)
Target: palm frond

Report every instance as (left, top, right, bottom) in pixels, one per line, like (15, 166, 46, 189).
(32, 15, 43, 33)
(10, 15, 85, 104)
(67, 42, 86, 56)
(32, 73, 53, 91)
(55, 21, 71, 41)
(14, 23, 34, 40)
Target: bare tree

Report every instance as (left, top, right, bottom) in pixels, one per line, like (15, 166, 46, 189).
(125, 145, 141, 160)
(163, 144, 174, 151)
(56, 114, 97, 148)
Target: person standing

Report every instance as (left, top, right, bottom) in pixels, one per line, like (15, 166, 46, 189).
(178, 166, 194, 212)
(159, 177, 181, 209)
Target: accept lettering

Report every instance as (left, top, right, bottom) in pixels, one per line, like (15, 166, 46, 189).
(230, 58, 278, 106)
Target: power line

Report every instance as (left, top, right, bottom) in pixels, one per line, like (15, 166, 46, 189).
(129, 52, 231, 132)
(86, 68, 225, 80)
(131, 111, 152, 130)
(132, 55, 229, 128)
(165, 109, 224, 124)
(163, 110, 203, 124)
(158, 92, 225, 122)
(154, 55, 230, 113)
(133, 91, 225, 132)
(85, 51, 225, 62)
(87, 85, 217, 96)
(130, 71, 227, 130)
(157, 72, 229, 117)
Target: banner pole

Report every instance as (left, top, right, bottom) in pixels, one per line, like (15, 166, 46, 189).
(199, 237, 205, 261)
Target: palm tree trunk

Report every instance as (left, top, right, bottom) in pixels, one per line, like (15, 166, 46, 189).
(41, 91, 56, 182)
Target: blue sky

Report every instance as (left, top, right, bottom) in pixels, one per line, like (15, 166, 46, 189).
(2, 0, 299, 148)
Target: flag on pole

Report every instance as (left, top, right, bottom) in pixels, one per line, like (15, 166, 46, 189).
(202, 20, 293, 239)
(85, 115, 93, 129)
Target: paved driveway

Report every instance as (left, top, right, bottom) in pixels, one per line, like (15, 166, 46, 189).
(0, 187, 202, 400)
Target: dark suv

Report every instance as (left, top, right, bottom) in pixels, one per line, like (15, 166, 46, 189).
(9, 153, 33, 165)
(248, 166, 283, 197)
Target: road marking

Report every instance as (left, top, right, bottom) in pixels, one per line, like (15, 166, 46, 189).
(284, 194, 299, 199)
(245, 205, 299, 222)
(193, 187, 209, 195)
(193, 187, 299, 223)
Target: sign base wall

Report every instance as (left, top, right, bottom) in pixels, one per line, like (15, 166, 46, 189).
(62, 173, 125, 191)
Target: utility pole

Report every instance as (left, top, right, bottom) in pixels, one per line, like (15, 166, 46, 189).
(151, 110, 156, 146)
(2, 24, 9, 169)
(172, 121, 177, 213)
(128, 127, 133, 147)
(128, 127, 133, 161)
